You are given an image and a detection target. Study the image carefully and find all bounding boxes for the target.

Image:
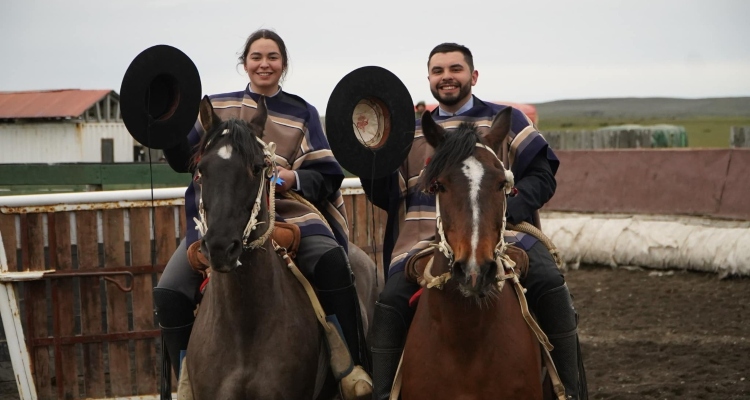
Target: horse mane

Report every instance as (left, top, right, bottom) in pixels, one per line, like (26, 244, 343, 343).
(191, 118, 265, 169)
(421, 122, 481, 191)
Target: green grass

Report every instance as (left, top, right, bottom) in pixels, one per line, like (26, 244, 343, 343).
(538, 116, 750, 148)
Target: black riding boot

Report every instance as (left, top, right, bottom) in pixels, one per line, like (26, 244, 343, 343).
(153, 287, 195, 399)
(535, 283, 585, 400)
(314, 247, 370, 371)
(369, 302, 408, 400)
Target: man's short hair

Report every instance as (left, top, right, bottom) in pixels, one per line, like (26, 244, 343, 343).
(428, 43, 474, 71)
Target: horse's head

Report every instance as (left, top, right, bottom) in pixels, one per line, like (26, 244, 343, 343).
(420, 108, 514, 298)
(193, 96, 272, 272)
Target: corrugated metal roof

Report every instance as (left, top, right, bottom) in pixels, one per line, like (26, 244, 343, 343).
(0, 89, 114, 119)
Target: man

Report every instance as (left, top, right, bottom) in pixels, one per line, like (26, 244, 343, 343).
(414, 101, 426, 119)
(363, 43, 583, 399)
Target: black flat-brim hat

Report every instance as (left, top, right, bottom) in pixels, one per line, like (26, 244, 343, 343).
(326, 66, 414, 179)
(120, 45, 202, 150)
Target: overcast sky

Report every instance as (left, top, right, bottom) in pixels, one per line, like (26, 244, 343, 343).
(2, 0, 749, 112)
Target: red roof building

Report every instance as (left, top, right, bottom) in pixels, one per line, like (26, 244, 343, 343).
(0, 89, 120, 121)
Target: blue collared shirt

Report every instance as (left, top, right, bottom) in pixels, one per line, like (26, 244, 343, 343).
(438, 96, 474, 117)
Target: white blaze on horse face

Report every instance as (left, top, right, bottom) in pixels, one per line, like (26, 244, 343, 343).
(461, 156, 484, 281)
(217, 144, 233, 160)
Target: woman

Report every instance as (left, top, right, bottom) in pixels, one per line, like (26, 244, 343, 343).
(154, 29, 370, 393)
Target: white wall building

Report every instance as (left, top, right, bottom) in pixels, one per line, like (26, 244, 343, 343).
(0, 89, 138, 163)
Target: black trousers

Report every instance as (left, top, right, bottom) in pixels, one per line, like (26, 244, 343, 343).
(155, 235, 341, 304)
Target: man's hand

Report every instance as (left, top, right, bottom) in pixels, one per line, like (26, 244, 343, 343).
(274, 166, 297, 193)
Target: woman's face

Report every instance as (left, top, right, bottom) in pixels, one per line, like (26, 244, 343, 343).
(244, 38, 284, 96)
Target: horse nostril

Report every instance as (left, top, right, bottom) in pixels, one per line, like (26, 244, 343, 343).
(486, 260, 498, 281)
(452, 261, 464, 278)
(227, 240, 242, 258)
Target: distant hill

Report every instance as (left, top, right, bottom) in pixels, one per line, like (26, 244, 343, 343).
(533, 97, 750, 119)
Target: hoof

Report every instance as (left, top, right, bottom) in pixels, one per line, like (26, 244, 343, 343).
(339, 365, 372, 400)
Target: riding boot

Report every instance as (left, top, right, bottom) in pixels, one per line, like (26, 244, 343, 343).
(369, 302, 408, 400)
(153, 287, 196, 399)
(535, 283, 583, 400)
(314, 246, 372, 399)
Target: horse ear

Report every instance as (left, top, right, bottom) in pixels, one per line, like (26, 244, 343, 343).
(421, 111, 446, 149)
(485, 106, 512, 153)
(250, 96, 268, 136)
(199, 95, 219, 133)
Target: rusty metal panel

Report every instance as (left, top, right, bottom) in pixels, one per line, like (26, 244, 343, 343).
(76, 210, 106, 398)
(343, 195, 355, 244)
(23, 214, 53, 399)
(177, 206, 187, 240)
(103, 209, 132, 396)
(153, 207, 177, 388)
(129, 208, 159, 395)
(354, 195, 368, 251)
(0, 214, 17, 271)
(50, 212, 79, 399)
(0, 185, 389, 399)
(0, 90, 111, 119)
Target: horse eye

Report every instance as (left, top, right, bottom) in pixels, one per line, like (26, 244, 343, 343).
(428, 181, 445, 194)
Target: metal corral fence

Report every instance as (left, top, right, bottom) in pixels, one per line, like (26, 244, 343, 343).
(730, 126, 750, 148)
(543, 125, 688, 150)
(0, 181, 385, 399)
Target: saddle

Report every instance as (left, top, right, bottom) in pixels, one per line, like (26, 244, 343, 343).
(186, 221, 301, 274)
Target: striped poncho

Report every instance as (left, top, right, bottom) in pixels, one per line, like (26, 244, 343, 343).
(363, 96, 559, 278)
(183, 86, 349, 251)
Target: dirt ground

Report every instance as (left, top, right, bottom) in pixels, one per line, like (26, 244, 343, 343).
(567, 265, 750, 400)
(0, 265, 747, 400)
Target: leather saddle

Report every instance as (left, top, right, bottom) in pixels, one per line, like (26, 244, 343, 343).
(186, 221, 301, 274)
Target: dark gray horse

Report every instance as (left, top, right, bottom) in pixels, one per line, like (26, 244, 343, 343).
(178, 96, 380, 400)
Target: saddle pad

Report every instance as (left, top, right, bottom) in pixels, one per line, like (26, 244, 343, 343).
(271, 221, 301, 259)
(409, 288, 424, 308)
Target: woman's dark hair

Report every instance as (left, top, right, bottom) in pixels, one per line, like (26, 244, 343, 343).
(238, 29, 290, 81)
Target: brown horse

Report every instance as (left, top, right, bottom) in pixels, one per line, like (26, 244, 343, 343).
(399, 108, 560, 399)
(179, 96, 380, 399)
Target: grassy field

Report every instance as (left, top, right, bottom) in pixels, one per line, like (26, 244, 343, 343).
(533, 97, 750, 148)
(537, 116, 750, 148)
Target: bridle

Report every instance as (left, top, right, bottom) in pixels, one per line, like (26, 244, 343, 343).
(193, 130, 279, 251)
(423, 142, 518, 290)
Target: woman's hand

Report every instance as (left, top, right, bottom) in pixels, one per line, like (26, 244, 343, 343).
(274, 166, 297, 193)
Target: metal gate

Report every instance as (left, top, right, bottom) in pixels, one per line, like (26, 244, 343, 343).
(0, 180, 386, 399)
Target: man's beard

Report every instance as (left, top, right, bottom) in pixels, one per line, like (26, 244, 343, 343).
(431, 81, 471, 106)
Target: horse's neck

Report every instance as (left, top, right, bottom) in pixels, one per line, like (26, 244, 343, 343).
(423, 264, 521, 339)
(204, 241, 289, 326)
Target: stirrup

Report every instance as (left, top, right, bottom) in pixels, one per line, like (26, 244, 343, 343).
(339, 365, 373, 400)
